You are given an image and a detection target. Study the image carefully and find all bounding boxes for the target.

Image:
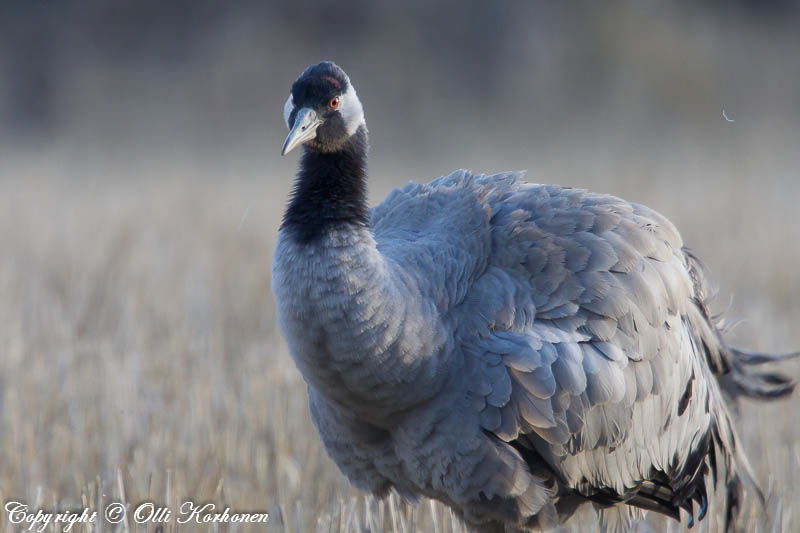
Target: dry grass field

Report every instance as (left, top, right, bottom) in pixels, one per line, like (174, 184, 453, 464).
(0, 127, 798, 532)
(1, 3, 799, 531)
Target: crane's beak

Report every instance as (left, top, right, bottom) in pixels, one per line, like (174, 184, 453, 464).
(281, 107, 323, 155)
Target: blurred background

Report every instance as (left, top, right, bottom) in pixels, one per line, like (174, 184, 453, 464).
(0, 1, 798, 531)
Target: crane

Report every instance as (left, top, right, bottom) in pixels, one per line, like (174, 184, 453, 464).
(272, 61, 796, 532)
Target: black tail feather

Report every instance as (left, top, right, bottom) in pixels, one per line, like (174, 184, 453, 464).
(723, 347, 799, 400)
(730, 347, 800, 366)
(684, 247, 798, 401)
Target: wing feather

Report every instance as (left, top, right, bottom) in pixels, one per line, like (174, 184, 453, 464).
(456, 175, 722, 517)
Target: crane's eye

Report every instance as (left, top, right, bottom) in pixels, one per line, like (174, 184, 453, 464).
(329, 96, 340, 110)
(291, 97, 295, 106)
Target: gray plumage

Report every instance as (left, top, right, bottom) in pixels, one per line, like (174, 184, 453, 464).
(273, 62, 796, 532)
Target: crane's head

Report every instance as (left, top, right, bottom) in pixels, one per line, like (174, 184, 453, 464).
(281, 61, 365, 156)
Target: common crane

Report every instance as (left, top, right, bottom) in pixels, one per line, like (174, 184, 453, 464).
(271, 61, 796, 532)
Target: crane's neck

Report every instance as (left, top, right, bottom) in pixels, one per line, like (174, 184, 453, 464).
(281, 125, 369, 244)
(273, 126, 452, 422)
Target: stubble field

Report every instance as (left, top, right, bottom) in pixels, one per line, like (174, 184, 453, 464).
(1, 133, 798, 532)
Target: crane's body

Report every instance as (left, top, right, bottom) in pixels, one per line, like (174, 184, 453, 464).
(272, 62, 795, 532)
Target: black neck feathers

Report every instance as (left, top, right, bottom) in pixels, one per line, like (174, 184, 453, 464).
(282, 125, 369, 244)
